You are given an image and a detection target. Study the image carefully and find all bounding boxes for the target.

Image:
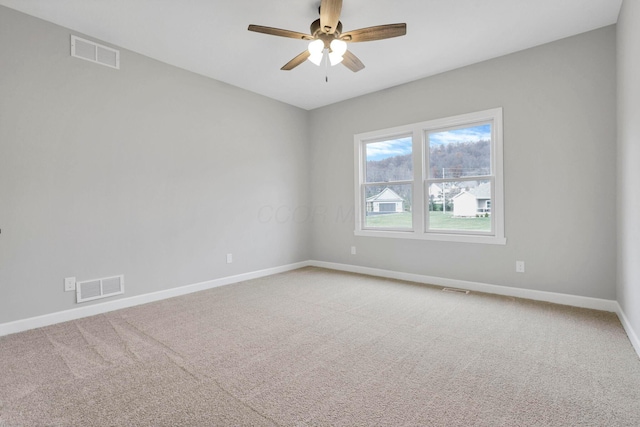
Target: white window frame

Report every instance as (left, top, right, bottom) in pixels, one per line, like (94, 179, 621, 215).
(354, 108, 506, 245)
(360, 133, 414, 232)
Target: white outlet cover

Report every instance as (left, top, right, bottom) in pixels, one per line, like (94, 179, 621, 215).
(226, 253, 233, 264)
(516, 261, 525, 273)
(64, 276, 76, 292)
(351, 246, 356, 255)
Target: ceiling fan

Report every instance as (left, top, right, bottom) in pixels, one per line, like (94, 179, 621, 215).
(248, 0, 406, 72)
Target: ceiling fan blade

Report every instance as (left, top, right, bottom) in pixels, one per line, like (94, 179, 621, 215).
(342, 50, 364, 72)
(281, 50, 311, 70)
(341, 23, 407, 42)
(248, 24, 312, 40)
(320, 0, 342, 34)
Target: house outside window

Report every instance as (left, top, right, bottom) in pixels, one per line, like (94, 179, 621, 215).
(354, 108, 505, 244)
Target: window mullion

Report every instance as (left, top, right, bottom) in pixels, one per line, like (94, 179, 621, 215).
(412, 128, 424, 233)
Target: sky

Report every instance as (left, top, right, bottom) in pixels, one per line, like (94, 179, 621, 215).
(428, 124, 491, 146)
(366, 137, 412, 161)
(366, 124, 491, 161)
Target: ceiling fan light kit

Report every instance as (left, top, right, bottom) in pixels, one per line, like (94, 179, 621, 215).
(328, 39, 347, 65)
(308, 39, 325, 65)
(248, 0, 406, 73)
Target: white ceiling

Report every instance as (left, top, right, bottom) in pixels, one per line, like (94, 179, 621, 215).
(0, 0, 622, 110)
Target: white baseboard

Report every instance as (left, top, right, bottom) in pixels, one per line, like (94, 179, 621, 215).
(615, 304, 640, 358)
(3, 259, 636, 360)
(0, 261, 310, 337)
(308, 260, 619, 312)
(309, 260, 640, 358)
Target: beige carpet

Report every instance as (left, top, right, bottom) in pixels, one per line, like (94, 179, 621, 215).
(1, 267, 639, 426)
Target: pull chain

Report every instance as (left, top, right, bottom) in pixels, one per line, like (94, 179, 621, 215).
(325, 49, 329, 83)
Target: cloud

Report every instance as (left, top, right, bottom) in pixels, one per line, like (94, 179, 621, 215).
(429, 124, 491, 146)
(366, 137, 412, 161)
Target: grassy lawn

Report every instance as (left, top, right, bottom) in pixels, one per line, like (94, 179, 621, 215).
(430, 211, 491, 231)
(366, 212, 491, 231)
(366, 212, 413, 228)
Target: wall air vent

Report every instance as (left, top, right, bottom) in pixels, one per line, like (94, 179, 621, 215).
(76, 275, 124, 303)
(71, 35, 120, 69)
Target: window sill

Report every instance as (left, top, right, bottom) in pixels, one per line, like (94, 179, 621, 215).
(354, 229, 507, 245)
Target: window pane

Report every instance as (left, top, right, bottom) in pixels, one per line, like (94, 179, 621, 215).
(365, 184, 412, 229)
(427, 180, 491, 232)
(428, 124, 491, 178)
(365, 137, 412, 182)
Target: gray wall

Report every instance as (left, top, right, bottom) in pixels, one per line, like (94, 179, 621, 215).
(617, 1, 640, 338)
(0, 5, 623, 326)
(0, 6, 310, 323)
(309, 26, 617, 300)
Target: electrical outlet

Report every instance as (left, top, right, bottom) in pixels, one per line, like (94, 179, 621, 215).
(226, 253, 233, 264)
(64, 276, 76, 292)
(516, 261, 525, 273)
(351, 246, 356, 255)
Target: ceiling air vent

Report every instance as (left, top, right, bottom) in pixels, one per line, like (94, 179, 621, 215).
(76, 275, 124, 303)
(71, 35, 120, 69)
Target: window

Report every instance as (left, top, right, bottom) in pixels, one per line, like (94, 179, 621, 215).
(354, 108, 505, 244)
(362, 136, 412, 230)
